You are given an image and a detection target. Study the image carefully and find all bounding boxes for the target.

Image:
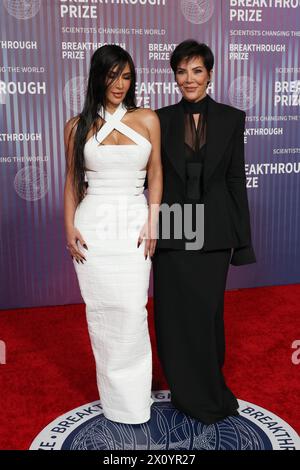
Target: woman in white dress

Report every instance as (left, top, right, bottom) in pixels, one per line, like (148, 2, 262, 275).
(63, 45, 162, 424)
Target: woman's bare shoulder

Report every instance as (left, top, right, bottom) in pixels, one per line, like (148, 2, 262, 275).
(133, 107, 159, 126)
(64, 115, 80, 136)
(64, 116, 81, 150)
(134, 107, 157, 117)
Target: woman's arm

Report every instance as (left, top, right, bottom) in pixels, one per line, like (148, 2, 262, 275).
(64, 117, 87, 263)
(64, 118, 79, 231)
(226, 111, 256, 266)
(138, 110, 163, 259)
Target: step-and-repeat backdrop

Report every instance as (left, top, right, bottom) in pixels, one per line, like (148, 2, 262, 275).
(0, 0, 299, 309)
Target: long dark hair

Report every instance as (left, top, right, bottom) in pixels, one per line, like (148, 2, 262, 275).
(66, 45, 137, 203)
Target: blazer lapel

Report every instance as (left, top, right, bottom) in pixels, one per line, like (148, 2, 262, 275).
(204, 95, 233, 193)
(163, 101, 186, 188)
(163, 94, 236, 194)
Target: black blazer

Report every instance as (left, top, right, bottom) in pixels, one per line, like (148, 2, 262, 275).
(146, 94, 256, 266)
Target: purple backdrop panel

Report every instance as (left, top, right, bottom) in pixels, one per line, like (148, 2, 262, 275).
(0, 0, 299, 308)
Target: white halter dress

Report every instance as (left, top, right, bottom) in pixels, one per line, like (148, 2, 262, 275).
(73, 102, 153, 424)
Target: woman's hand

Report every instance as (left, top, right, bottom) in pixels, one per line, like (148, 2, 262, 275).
(137, 219, 157, 260)
(66, 226, 88, 264)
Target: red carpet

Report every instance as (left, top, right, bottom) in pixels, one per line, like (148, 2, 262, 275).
(0, 284, 299, 450)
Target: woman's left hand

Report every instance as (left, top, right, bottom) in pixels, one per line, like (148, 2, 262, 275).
(137, 220, 157, 260)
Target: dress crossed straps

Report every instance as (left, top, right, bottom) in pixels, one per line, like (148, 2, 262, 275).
(96, 102, 152, 149)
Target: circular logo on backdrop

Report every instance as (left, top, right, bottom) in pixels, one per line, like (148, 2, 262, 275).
(63, 76, 87, 113)
(180, 0, 215, 25)
(14, 165, 49, 201)
(229, 76, 260, 111)
(30, 391, 300, 450)
(3, 0, 41, 20)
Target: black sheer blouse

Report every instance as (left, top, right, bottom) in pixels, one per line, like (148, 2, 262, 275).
(181, 94, 208, 203)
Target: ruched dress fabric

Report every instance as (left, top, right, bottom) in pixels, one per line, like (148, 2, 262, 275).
(73, 102, 153, 424)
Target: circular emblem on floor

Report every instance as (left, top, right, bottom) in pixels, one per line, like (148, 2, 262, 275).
(30, 391, 300, 450)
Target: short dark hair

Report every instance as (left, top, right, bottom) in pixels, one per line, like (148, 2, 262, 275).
(170, 40, 214, 75)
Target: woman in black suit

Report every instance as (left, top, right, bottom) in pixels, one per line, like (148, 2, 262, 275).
(151, 40, 256, 424)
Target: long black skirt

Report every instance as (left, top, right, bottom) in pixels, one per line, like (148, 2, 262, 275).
(152, 247, 239, 424)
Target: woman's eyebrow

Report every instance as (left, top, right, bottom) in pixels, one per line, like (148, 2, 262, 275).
(177, 66, 203, 70)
